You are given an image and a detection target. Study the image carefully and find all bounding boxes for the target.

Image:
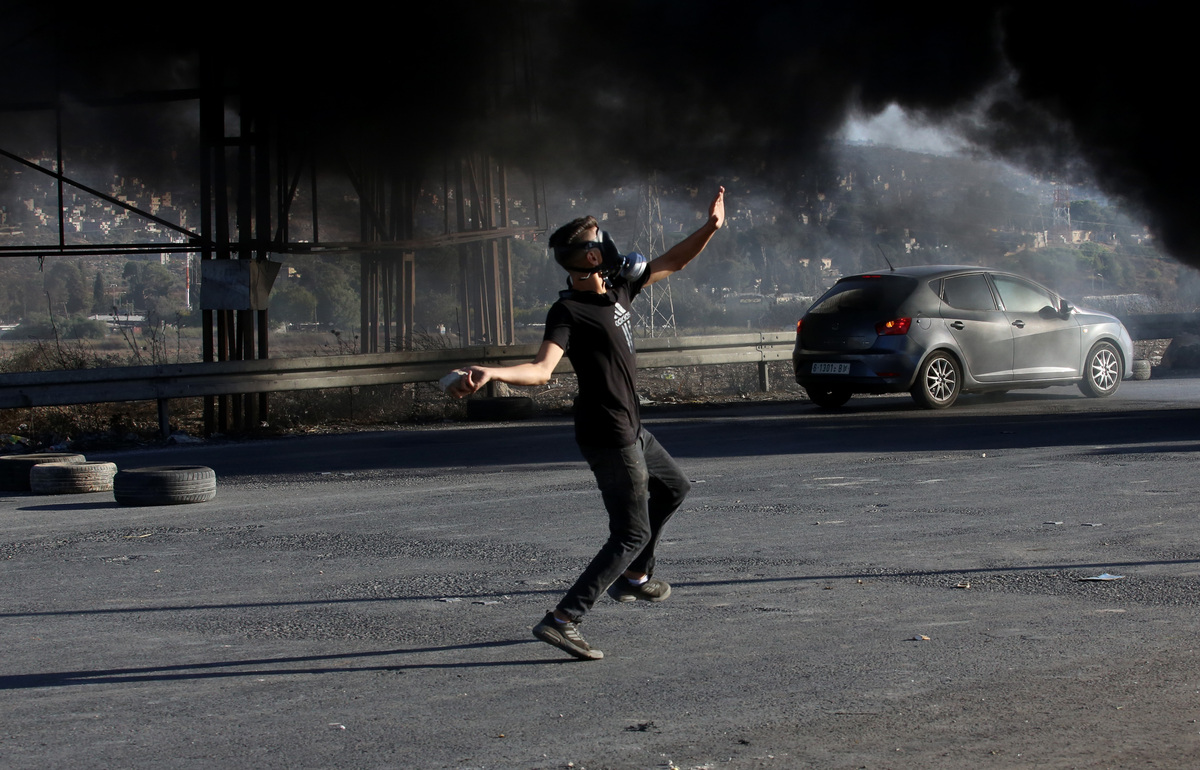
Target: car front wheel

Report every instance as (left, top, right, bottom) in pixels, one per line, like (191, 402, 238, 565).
(910, 352, 961, 409)
(1079, 341, 1122, 398)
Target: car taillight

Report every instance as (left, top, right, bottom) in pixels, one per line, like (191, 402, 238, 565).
(875, 317, 911, 336)
(796, 319, 803, 334)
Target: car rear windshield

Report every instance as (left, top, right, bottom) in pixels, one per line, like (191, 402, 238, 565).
(807, 276, 918, 315)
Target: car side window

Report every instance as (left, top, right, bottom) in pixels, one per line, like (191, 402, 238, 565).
(992, 275, 1054, 314)
(941, 274, 996, 311)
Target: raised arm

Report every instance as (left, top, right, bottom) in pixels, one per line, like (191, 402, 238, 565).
(644, 185, 725, 287)
(446, 339, 565, 398)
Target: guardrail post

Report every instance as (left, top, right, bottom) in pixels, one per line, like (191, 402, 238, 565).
(758, 361, 770, 392)
(157, 399, 171, 438)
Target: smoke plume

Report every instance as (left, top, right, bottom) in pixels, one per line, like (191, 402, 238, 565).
(2, 2, 1195, 264)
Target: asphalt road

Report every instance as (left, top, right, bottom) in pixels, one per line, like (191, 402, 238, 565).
(3, 379, 1200, 769)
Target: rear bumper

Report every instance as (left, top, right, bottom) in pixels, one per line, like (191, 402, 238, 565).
(793, 350, 918, 393)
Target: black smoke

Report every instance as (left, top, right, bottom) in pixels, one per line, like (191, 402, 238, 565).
(2, 2, 1195, 263)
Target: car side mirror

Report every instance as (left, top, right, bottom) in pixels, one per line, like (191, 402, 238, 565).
(1038, 301, 1072, 320)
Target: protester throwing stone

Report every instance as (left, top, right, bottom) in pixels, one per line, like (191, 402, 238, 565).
(445, 186, 726, 660)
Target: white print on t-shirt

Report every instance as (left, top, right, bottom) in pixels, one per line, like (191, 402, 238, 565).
(614, 301, 634, 354)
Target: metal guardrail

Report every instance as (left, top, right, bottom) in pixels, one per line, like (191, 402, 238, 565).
(0, 332, 795, 422)
(2, 309, 1195, 433)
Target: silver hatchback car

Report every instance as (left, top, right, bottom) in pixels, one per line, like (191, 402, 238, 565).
(793, 265, 1134, 409)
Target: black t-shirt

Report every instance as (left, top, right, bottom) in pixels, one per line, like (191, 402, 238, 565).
(543, 275, 647, 447)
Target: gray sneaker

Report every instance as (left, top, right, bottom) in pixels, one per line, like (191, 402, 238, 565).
(532, 612, 603, 660)
(607, 577, 672, 603)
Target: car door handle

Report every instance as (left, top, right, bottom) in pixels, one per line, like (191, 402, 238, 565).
(949, 321, 965, 330)
(1011, 320, 1025, 328)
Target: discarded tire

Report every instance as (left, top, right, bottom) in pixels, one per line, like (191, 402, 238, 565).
(113, 466, 217, 506)
(466, 396, 535, 421)
(30, 461, 118, 495)
(1132, 359, 1151, 381)
(0, 453, 88, 492)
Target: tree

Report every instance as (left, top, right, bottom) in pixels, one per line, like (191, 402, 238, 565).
(43, 260, 87, 317)
(270, 283, 318, 324)
(92, 270, 107, 314)
(0, 259, 43, 321)
(1069, 200, 1111, 234)
(298, 260, 359, 328)
(121, 260, 178, 310)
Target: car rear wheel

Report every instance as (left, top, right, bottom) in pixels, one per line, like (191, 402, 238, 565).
(1079, 341, 1122, 398)
(911, 352, 961, 409)
(806, 386, 852, 409)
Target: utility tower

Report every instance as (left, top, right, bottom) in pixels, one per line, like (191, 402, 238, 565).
(632, 174, 676, 336)
(1052, 186, 1072, 240)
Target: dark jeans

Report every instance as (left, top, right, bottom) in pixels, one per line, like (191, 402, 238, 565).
(556, 429, 691, 621)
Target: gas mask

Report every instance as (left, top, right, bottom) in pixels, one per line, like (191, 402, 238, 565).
(552, 229, 647, 288)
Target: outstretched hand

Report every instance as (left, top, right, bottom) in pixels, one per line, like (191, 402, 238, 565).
(445, 365, 490, 398)
(709, 186, 726, 230)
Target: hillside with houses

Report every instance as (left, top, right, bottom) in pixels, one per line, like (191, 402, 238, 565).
(0, 142, 1190, 345)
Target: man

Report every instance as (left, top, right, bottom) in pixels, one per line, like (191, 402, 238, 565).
(448, 186, 725, 660)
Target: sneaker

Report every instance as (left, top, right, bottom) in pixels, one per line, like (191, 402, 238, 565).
(532, 612, 603, 660)
(607, 577, 672, 603)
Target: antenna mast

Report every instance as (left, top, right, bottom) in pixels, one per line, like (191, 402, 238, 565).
(1052, 185, 1072, 242)
(633, 173, 676, 337)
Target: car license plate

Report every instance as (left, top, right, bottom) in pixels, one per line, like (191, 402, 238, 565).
(811, 362, 850, 374)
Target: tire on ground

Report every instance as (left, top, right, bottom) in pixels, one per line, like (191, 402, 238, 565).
(113, 465, 217, 506)
(0, 453, 88, 492)
(1132, 359, 1151, 381)
(30, 461, 118, 495)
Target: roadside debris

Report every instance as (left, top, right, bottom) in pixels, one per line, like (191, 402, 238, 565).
(955, 581, 971, 589)
(1080, 573, 1124, 581)
(910, 634, 931, 641)
(0, 434, 31, 448)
